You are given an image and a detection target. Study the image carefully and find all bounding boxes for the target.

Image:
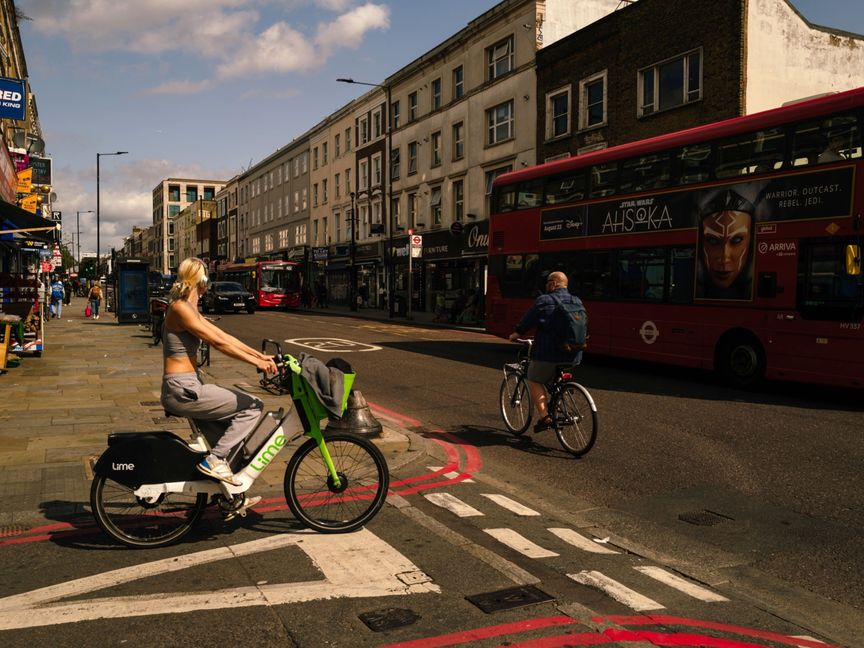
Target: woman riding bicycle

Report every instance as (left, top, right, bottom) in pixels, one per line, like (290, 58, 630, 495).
(161, 257, 277, 487)
(508, 271, 584, 433)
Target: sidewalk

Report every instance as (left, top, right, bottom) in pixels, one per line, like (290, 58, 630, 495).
(0, 297, 425, 531)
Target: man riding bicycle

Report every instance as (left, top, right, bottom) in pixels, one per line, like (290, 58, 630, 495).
(508, 271, 584, 433)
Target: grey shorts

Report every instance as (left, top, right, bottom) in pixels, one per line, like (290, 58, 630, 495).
(526, 360, 558, 384)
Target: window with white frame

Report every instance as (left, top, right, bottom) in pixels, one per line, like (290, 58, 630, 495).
(345, 127, 352, 151)
(487, 35, 514, 81)
(546, 86, 571, 139)
(294, 157, 300, 177)
(487, 100, 514, 145)
(313, 147, 319, 170)
(485, 165, 512, 213)
(301, 152, 308, 173)
(431, 131, 441, 167)
(313, 183, 319, 207)
(335, 134, 341, 158)
(295, 223, 307, 245)
(373, 108, 382, 138)
(408, 192, 417, 228)
(391, 196, 401, 228)
(345, 168, 352, 193)
(409, 92, 418, 121)
(293, 191, 299, 212)
(276, 166, 282, 185)
(639, 49, 702, 117)
(372, 200, 381, 231)
(453, 65, 464, 100)
(408, 141, 418, 174)
(279, 229, 288, 249)
(391, 147, 400, 180)
(372, 153, 382, 187)
(322, 178, 328, 203)
(302, 187, 307, 209)
(359, 158, 369, 191)
(252, 237, 260, 254)
(359, 115, 370, 145)
(392, 100, 401, 129)
(453, 122, 464, 160)
(453, 179, 464, 221)
(322, 142, 328, 164)
(431, 78, 442, 110)
(335, 172, 341, 198)
(430, 186, 442, 225)
(579, 72, 607, 130)
(265, 234, 273, 251)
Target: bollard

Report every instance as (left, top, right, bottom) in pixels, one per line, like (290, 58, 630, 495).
(326, 389, 383, 437)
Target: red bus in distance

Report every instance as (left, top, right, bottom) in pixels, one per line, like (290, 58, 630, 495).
(487, 87, 864, 389)
(217, 260, 302, 309)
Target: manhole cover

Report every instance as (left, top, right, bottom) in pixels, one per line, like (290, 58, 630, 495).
(678, 510, 733, 526)
(0, 525, 30, 538)
(358, 607, 420, 632)
(466, 585, 554, 613)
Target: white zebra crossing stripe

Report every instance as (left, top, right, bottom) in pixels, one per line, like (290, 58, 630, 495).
(548, 528, 620, 554)
(426, 466, 474, 483)
(480, 494, 540, 516)
(633, 566, 729, 602)
(423, 492, 483, 517)
(484, 528, 559, 558)
(569, 570, 664, 611)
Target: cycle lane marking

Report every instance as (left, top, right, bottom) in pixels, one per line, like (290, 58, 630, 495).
(0, 528, 439, 630)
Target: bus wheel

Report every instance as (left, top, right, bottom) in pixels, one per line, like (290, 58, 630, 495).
(717, 334, 765, 388)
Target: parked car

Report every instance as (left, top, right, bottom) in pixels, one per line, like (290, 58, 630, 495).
(201, 281, 256, 314)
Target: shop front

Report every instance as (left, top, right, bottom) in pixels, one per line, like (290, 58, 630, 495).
(325, 244, 350, 307)
(355, 241, 384, 310)
(416, 220, 489, 323)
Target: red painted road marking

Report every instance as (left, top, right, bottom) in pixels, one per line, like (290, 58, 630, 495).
(378, 615, 579, 648)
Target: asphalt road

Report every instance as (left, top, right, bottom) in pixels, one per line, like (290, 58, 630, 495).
(219, 309, 864, 615)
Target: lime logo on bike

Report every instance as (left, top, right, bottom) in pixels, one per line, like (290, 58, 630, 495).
(112, 462, 135, 470)
(250, 434, 287, 472)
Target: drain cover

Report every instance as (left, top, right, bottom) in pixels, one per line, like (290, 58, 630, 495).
(466, 585, 554, 613)
(358, 607, 420, 632)
(0, 525, 30, 538)
(678, 510, 732, 526)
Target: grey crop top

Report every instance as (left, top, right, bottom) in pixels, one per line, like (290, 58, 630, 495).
(162, 319, 201, 359)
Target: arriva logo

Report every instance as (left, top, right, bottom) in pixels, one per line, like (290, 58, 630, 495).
(112, 462, 135, 470)
(250, 435, 287, 472)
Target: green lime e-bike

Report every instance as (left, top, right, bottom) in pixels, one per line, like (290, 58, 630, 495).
(90, 340, 389, 548)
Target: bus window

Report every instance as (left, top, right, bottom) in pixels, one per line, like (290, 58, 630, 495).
(668, 247, 694, 303)
(577, 251, 614, 300)
(792, 113, 862, 167)
(798, 239, 863, 320)
(619, 153, 672, 194)
(676, 143, 712, 184)
(517, 179, 544, 209)
(616, 248, 666, 301)
(716, 127, 786, 178)
(590, 162, 618, 198)
(494, 185, 517, 213)
(544, 172, 587, 205)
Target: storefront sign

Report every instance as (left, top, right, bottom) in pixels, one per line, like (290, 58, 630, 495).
(10, 150, 29, 173)
(402, 220, 489, 262)
(312, 246, 329, 261)
(0, 77, 26, 121)
(20, 194, 39, 213)
(29, 156, 51, 185)
(16, 167, 32, 194)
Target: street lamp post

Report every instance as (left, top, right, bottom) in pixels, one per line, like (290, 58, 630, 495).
(76, 209, 93, 272)
(348, 191, 357, 311)
(336, 77, 393, 317)
(96, 151, 128, 277)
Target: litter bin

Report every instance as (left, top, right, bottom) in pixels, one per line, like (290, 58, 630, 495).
(114, 259, 150, 324)
(393, 295, 406, 316)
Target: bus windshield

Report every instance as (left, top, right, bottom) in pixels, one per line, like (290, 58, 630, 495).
(260, 266, 298, 293)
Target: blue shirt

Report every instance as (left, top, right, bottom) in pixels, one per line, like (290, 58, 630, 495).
(515, 288, 584, 363)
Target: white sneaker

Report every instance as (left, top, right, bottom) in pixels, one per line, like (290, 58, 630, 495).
(224, 495, 262, 521)
(197, 456, 241, 486)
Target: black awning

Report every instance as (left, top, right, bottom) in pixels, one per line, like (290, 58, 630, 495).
(0, 200, 56, 237)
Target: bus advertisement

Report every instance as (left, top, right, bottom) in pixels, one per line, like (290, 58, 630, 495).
(217, 260, 302, 309)
(487, 87, 864, 389)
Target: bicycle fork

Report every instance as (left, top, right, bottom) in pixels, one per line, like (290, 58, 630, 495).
(307, 423, 342, 489)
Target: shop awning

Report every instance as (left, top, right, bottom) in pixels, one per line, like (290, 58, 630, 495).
(0, 200, 56, 242)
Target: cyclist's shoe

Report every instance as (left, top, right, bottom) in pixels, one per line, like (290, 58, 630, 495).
(224, 495, 262, 521)
(197, 456, 241, 486)
(533, 415, 553, 433)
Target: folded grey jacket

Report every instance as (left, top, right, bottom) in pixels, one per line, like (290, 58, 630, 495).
(298, 353, 349, 418)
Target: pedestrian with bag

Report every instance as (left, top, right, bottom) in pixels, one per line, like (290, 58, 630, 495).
(50, 277, 65, 319)
(88, 283, 103, 320)
(508, 271, 587, 432)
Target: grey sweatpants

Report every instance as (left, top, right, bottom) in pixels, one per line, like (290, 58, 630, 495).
(161, 372, 263, 459)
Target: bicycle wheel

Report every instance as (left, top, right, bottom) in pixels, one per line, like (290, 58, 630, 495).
(284, 433, 389, 533)
(552, 382, 598, 457)
(499, 371, 532, 435)
(90, 476, 207, 548)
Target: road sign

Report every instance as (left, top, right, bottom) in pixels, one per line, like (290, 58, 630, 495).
(450, 221, 463, 235)
(411, 235, 422, 247)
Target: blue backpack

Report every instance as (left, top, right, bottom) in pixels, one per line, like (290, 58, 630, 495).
(550, 293, 588, 353)
(51, 283, 64, 300)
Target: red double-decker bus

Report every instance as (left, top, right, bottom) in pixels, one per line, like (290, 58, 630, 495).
(217, 260, 302, 309)
(487, 88, 864, 389)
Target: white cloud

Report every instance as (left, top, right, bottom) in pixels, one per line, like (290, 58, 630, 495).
(23, 0, 391, 90)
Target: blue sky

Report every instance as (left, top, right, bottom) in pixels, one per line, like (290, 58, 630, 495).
(16, 0, 864, 256)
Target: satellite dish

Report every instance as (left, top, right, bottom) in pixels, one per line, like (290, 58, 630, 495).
(12, 131, 25, 148)
(28, 137, 45, 155)
(49, 192, 57, 202)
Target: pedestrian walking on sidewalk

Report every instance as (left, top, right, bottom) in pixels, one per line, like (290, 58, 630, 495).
(50, 277, 65, 319)
(160, 257, 277, 488)
(63, 278, 72, 306)
(88, 283, 103, 319)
